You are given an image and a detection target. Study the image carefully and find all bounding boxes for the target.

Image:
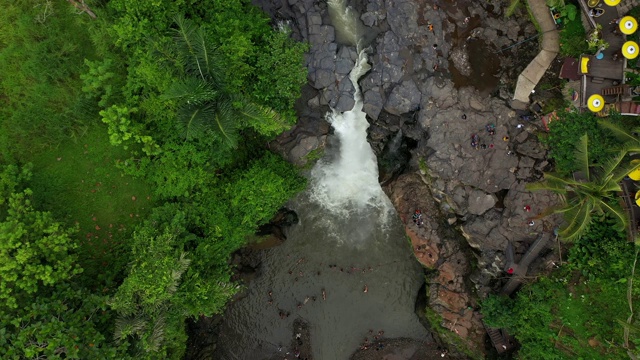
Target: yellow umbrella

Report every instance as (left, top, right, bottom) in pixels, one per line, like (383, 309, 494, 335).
(635, 190, 640, 206)
(620, 16, 638, 35)
(630, 160, 640, 181)
(605, 0, 621, 6)
(587, 94, 605, 112)
(623, 41, 640, 59)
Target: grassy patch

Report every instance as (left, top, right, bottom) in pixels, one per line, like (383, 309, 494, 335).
(29, 125, 154, 284)
(423, 305, 484, 359)
(505, 0, 521, 18)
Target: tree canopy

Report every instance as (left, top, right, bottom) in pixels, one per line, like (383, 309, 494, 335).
(0, 0, 308, 358)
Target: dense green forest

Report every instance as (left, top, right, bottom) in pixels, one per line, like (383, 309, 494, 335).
(0, 0, 308, 358)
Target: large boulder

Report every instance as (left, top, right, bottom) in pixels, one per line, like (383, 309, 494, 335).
(384, 79, 422, 115)
(467, 189, 497, 216)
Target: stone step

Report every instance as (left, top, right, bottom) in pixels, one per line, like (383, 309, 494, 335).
(485, 326, 508, 353)
(602, 85, 627, 95)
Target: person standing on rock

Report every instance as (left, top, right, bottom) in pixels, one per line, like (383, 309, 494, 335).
(471, 134, 479, 149)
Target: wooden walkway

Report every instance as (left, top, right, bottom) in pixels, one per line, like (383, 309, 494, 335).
(512, 0, 559, 109)
(483, 323, 515, 354)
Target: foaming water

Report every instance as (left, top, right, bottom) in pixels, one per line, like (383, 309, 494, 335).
(310, 51, 393, 228)
(327, 0, 362, 47)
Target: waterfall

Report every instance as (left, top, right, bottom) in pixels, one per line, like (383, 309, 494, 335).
(327, 0, 362, 47)
(213, 3, 429, 358)
(310, 3, 392, 222)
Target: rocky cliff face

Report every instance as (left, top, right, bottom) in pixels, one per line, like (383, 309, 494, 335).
(258, 0, 563, 356)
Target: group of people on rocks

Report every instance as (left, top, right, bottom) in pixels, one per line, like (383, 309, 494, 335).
(359, 330, 386, 351)
(470, 123, 501, 150)
(467, 115, 534, 152)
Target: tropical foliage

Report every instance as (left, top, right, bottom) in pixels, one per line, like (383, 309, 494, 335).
(482, 220, 637, 359)
(559, 13, 588, 57)
(528, 134, 639, 241)
(163, 15, 287, 146)
(539, 110, 618, 176)
(0, 0, 308, 358)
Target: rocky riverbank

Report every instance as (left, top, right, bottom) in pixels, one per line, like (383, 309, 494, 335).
(256, 0, 565, 358)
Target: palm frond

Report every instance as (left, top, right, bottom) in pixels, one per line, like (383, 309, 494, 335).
(162, 77, 217, 105)
(573, 134, 591, 181)
(598, 149, 629, 186)
(172, 15, 223, 83)
(598, 199, 629, 232)
(617, 319, 640, 334)
(114, 315, 149, 343)
(176, 103, 216, 140)
(528, 171, 583, 194)
(552, 200, 582, 215)
(597, 178, 622, 193)
(559, 200, 593, 241)
(526, 180, 568, 194)
(167, 253, 191, 295)
(598, 120, 640, 145)
(212, 100, 238, 148)
(236, 101, 288, 137)
(171, 14, 198, 70)
(145, 315, 166, 353)
(192, 28, 224, 87)
(239, 102, 289, 136)
(611, 157, 640, 183)
(536, 202, 571, 218)
(545, 171, 583, 187)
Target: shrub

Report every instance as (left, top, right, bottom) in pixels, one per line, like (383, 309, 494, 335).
(540, 109, 618, 175)
(559, 16, 589, 57)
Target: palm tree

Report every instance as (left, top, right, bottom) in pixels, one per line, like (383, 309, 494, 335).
(598, 119, 640, 151)
(162, 15, 285, 147)
(528, 134, 640, 241)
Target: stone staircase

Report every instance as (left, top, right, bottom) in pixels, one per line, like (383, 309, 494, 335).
(484, 325, 509, 354)
(602, 84, 628, 96)
(618, 0, 640, 16)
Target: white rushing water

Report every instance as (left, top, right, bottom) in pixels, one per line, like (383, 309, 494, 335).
(310, 52, 391, 211)
(310, 1, 392, 222)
